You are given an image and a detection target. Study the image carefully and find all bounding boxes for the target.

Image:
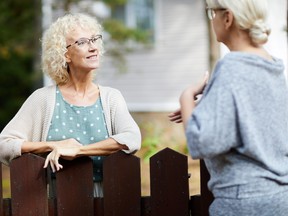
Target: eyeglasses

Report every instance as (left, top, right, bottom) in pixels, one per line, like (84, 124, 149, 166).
(66, 35, 102, 49)
(206, 7, 226, 20)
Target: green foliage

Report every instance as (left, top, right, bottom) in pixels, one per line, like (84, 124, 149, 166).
(140, 123, 163, 162)
(2, 179, 10, 198)
(103, 0, 128, 8)
(0, 0, 36, 51)
(0, 49, 34, 131)
(0, 0, 37, 131)
(102, 18, 151, 72)
(142, 134, 161, 162)
(103, 19, 150, 43)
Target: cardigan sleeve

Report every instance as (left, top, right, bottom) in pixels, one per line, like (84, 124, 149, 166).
(0, 86, 54, 165)
(100, 86, 141, 154)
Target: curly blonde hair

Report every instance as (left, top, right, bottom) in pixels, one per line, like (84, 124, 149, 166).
(41, 13, 104, 85)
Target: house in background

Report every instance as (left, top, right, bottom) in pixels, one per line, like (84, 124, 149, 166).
(42, 0, 287, 147)
(97, 0, 287, 113)
(97, 0, 209, 112)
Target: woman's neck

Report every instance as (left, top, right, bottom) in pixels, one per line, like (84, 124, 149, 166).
(67, 82, 95, 98)
(59, 81, 99, 106)
(224, 30, 272, 61)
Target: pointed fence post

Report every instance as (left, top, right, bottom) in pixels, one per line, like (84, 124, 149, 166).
(150, 148, 190, 216)
(103, 151, 141, 216)
(56, 157, 94, 216)
(10, 153, 48, 216)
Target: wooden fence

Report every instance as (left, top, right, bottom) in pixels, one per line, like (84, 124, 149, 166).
(0, 148, 213, 216)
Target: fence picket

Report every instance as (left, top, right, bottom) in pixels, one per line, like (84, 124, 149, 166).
(103, 151, 141, 216)
(1, 148, 212, 215)
(150, 148, 190, 216)
(55, 157, 94, 216)
(10, 153, 48, 216)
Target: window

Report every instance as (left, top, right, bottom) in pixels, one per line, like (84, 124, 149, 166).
(112, 0, 155, 41)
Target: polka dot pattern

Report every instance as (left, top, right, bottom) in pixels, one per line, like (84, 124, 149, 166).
(47, 87, 109, 182)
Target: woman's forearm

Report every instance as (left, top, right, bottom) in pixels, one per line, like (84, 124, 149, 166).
(78, 138, 128, 157)
(21, 138, 82, 154)
(180, 89, 197, 129)
(21, 141, 55, 154)
(180, 72, 209, 129)
(43, 138, 129, 172)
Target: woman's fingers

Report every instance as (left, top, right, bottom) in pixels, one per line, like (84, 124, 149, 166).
(168, 109, 183, 123)
(49, 160, 56, 173)
(43, 156, 49, 168)
(204, 71, 209, 83)
(43, 149, 63, 172)
(51, 154, 62, 171)
(169, 115, 182, 122)
(174, 118, 183, 123)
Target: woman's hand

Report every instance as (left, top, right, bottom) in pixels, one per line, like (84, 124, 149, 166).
(169, 72, 209, 125)
(43, 138, 82, 172)
(52, 138, 82, 149)
(168, 108, 183, 123)
(180, 71, 209, 102)
(169, 72, 209, 128)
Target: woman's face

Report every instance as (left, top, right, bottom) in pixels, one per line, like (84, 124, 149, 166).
(65, 27, 101, 73)
(210, 9, 233, 45)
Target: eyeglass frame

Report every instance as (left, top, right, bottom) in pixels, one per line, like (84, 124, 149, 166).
(66, 35, 102, 49)
(206, 7, 227, 20)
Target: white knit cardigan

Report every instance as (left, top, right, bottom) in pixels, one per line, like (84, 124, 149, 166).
(0, 85, 141, 165)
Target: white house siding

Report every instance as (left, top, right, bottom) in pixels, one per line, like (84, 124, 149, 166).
(265, 0, 287, 76)
(97, 0, 209, 112)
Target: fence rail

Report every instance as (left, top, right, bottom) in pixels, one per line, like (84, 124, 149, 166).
(0, 148, 213, 216)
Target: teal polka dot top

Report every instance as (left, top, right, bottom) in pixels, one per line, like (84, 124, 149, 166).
(47, 86, 109, 182)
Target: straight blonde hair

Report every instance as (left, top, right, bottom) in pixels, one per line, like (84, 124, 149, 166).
(206, 0, 271, 45)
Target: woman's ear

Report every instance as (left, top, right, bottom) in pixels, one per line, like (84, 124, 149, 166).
(65, 52, 71, 63)
(224, 10, 234, 30)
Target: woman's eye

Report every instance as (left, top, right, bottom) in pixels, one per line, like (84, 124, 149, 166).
(77, 40, 86, 46)
(91, 38, 97, 43)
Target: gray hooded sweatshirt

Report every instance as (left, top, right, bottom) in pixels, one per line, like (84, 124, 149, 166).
(186, 52, 288, 198)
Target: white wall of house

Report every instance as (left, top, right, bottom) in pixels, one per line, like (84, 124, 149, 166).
(265, 0, 287, 76)
(97, 0, 209, 112)
(98, 0, 288, 112)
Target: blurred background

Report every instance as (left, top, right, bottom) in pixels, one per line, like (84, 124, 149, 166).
(1, 0, 287, 197)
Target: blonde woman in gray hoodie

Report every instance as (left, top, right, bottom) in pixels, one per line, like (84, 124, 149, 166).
(170, 0, 288, 215)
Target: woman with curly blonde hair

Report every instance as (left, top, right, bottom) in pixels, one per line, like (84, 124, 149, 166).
(42, 13, 104, 85)
(0, 13, 141, 197)
(170, 0, 288, 215)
